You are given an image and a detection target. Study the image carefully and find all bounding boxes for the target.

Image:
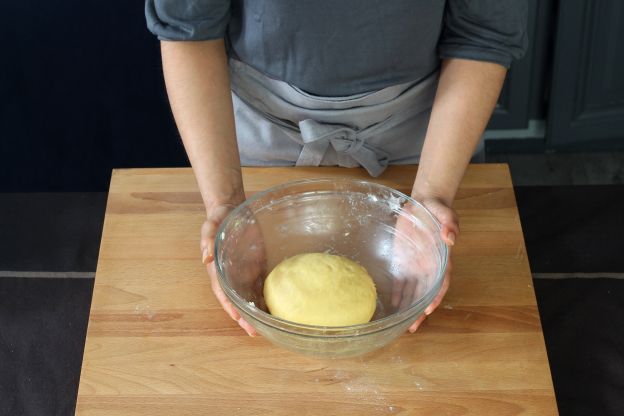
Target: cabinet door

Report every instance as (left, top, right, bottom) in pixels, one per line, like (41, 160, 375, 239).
(547, 0, 624, 145)
(488, 0, 550, 130)
(487, 61, 531, 129)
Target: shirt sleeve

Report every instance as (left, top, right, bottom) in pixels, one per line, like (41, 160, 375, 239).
(145, 0, 231, 41)
(438, 0, 528, 68)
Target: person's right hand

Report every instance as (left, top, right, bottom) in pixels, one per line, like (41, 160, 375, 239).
(200, 202, 258, 337)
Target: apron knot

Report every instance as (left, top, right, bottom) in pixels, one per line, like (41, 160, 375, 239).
(297, 119, 389, 177)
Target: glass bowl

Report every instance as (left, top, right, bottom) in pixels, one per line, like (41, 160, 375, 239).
(214, 178, 448, 358)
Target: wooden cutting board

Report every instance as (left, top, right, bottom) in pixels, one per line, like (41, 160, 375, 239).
(75, 165, 558, 415)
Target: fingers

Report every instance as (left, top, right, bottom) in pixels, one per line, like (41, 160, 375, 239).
(208, 262, 258, 337)
(408, 264, 452, 334)
(201, 205, 238, 264)
(208, 263, 240, 321)
(437, 209, 459, 247)
(398, 277, 418, 312)
(424, 266, 451, 316)
(420, 199, 459, 247)
(441, 225, 458, 247)
(408, 314, 426, 333)
(391, 278, 406, 308)
(394, 199, 455, 334)
(237, 317, 257, 337)
(442, 227, 456, 247)
(200, 220, 219, 264)
(203, 203, 257, 337)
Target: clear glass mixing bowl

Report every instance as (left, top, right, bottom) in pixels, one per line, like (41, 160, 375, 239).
(214, 178, 448, 358)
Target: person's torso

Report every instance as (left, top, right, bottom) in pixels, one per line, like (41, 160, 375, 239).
(226, 0, 446, 96)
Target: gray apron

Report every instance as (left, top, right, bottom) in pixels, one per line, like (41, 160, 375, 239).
(230, 58, 439, 177)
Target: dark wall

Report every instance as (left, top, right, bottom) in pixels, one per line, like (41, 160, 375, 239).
(0, 1, 188, 192)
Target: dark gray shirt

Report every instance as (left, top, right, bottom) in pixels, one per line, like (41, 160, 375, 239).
(146, 0, 527, 96)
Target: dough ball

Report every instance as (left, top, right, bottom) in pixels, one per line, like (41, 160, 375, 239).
(263, 253, 377, 326)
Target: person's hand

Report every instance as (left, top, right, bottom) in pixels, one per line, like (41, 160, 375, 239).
(391, 197, 458, 333)
(200, 202, 259, 337)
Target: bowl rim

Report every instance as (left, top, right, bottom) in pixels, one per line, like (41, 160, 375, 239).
(214, 177, 449, 337)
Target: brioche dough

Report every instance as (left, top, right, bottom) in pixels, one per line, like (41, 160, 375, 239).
(263, 253, 377, 326)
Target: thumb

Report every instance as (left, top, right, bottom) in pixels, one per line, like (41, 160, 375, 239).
(421, 198, 459, 247)
(200, 220, 218, 264)
(201, 204, 238, 264)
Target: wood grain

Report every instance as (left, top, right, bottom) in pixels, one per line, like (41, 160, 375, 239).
(76, 165, 558, 415)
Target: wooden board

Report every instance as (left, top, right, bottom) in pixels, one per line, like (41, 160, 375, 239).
(76, 165, 558, 415)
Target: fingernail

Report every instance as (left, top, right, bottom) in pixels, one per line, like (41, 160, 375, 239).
(201, 248, 209, 264)
(447, 232, 456, 246)
(230, 309, 240, 321)
(409, 326, 418, 333)
(238, 318, 256, 337)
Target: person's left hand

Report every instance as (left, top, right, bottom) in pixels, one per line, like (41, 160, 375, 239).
(390, 197, 458, 333)
(201, 203, 267, 337)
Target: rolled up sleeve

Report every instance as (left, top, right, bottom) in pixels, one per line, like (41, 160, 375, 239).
(438, 0, 528, 68)
(145, 0, 231, 41)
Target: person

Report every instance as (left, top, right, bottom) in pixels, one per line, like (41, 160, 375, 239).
(145, 0, 528, 336)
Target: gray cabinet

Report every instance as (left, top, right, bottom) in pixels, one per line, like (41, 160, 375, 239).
(488, 0, 552, 131)
(489, 0, 539, 129)
(488, 0, 624, 147)
(547, 0, 624, 145)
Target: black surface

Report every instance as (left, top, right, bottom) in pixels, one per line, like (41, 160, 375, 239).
(0, 193, 107, 272)
(534, 278, 624, 416)
(0, 277, 94, 416)
(515, 186, 624, 273)
(517, 185, 624, 415)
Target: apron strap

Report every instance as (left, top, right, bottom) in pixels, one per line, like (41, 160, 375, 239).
(297, 119, 389, 177)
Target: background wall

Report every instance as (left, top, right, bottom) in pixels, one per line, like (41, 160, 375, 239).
(0, 0, 186, 192)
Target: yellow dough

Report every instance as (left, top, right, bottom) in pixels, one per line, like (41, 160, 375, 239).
(263, 253, 377, 326)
